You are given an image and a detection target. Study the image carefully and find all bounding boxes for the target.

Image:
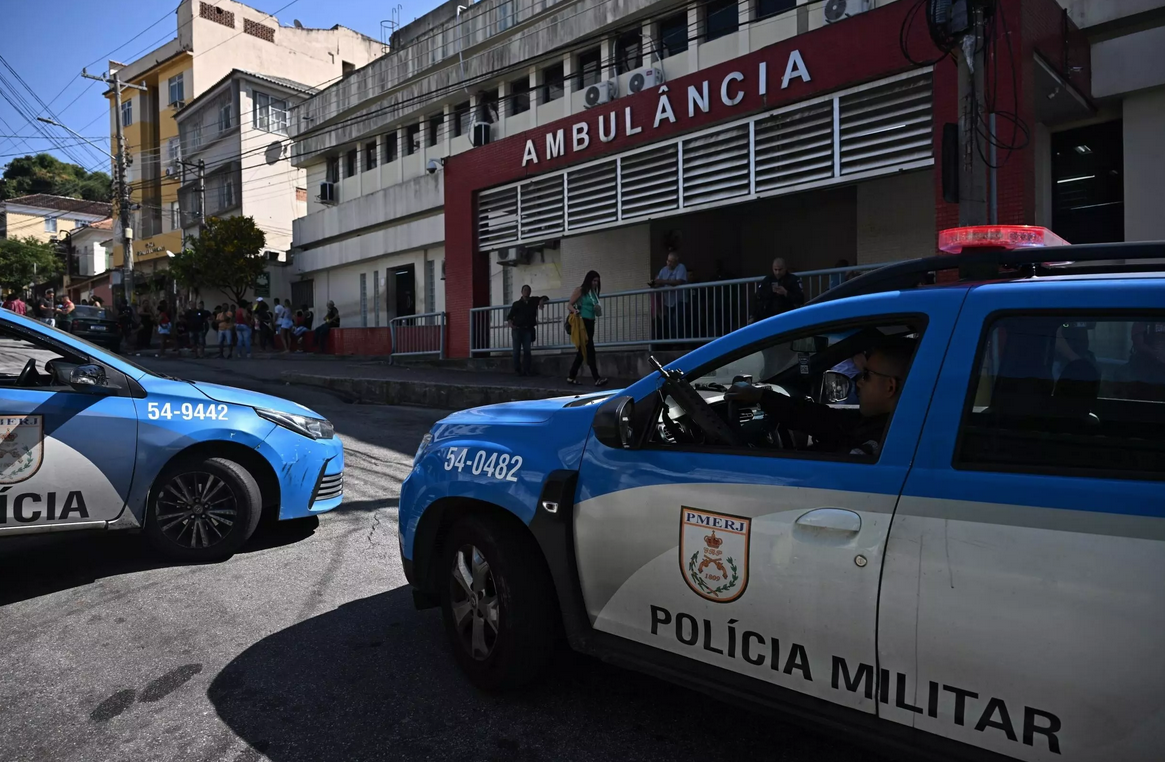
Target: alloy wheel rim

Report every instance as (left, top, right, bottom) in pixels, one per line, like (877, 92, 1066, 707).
(156, 471, 239, 549)
(449, 544, 500, 661)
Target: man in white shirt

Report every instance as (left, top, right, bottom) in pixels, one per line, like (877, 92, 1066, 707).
(653, 248, 689, 340)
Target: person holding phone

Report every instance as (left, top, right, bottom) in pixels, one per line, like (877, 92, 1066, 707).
(750, 258, 804, 323)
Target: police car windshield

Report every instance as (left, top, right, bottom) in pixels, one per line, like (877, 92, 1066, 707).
(23, 318, 180, 380)
(693, 330, 857, 388)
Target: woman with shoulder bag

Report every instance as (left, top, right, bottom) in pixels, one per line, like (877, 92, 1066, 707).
(566, 270, 608, 387)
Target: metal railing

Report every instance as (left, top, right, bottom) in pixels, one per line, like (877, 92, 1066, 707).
(469, 264, 886, 356)
(389, 311, 445, 363)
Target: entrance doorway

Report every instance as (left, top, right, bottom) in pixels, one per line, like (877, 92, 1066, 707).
(1052, 121, 1124, 244)
(390, 265, 416, 318)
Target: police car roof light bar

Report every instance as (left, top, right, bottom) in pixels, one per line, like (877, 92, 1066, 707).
(811, 231, 1165, 306)
(937, 225, 1071, 254)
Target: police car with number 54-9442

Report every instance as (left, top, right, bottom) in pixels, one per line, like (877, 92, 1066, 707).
(400, 227, 1165, 762)
(0, 307, 344, 561)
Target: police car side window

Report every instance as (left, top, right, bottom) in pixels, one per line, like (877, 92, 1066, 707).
(0, 328, 72, 389)
(956, 314, 1165, 480)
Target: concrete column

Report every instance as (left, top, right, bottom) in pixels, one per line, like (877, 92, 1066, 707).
(530, 64, 542, 125)
(497, 78, 510, 139)
(1124, 86, 1165, 241)
(600, 37, 615, 82)
(641, 18, 658, 67)
(686, 6, 701, 72)
(562, 52, 575, 120)
(738, 0, 752, 57)
(443, 104, 453, 151)
(395, 125, 406, 185)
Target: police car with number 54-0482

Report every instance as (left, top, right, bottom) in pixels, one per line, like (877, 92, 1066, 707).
(400, 227, 1165, 762)
(0, 308, 343, 561)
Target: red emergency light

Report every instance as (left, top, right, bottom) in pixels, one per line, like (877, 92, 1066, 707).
(938, 225, 1071, 254)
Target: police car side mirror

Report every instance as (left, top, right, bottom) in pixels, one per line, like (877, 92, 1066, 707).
(70, 364, 110, 392)
(593, 395, 636, 450)
(821, 371, 853, 404)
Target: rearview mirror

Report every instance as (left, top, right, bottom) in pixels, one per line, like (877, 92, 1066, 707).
(70, 364, 110, 392)
(791, 335, 829, 354)
(593, 395, 636, 449)
(821, 371, 853, 404)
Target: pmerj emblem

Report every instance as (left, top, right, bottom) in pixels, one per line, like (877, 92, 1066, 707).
(0, 415, 44, 484)
(680, 507, 750, 603)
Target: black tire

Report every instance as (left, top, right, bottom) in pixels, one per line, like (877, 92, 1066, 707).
(438, 514, 559, 691)
(144, 456, 262, 562)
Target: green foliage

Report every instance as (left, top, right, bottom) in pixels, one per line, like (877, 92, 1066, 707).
(0, 153, 112, 202)
(172, 216, 268, 305)
(0, 236, 61, 293)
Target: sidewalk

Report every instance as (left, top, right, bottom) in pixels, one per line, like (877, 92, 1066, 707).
(141, 353, 632, 409)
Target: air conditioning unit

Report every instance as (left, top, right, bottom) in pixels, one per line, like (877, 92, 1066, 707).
(471, 122, 492, 147)
(319, 181, 336, 203)
(496, 246, 530, 266)
(824, 0, 871, 23)
(170, 100, 185, 110)
(627, 67, 664, 94)
(165, 165, 177, 177)
(583, 80, 617, 109)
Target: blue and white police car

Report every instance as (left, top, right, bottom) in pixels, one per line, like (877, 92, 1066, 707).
(0, 307, 343, 561)
(401, 226, 1164, 762)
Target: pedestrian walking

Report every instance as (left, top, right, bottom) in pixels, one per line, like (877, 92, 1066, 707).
(186, 301, 208, 358)
(314, 301, 339, 353)
(156, 300, 173, 356)
(215, 305, 234, 358)
(117, 299, 135, 350)
(4, 293, 27, 316)
(254, 297, 273, 350)
(136, 303, 155, 350)
(652, 247, 689, 340)
(750, 258, 805, 323)
(506, 285, 548, 376)
(235, 303, 253, 358)
(566, 270, 608, 387)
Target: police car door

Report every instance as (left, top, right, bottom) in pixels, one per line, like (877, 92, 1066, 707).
(878, 281, 1165, 761)
(572, 292, 961, 714)
(0, 320, 138, 532)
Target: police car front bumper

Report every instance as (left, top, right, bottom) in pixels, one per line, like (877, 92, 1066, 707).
(256, 424, 345, 520)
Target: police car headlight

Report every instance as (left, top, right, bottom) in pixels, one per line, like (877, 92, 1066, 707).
(413, 433, 433, 466)
(256, 408, 335, 440)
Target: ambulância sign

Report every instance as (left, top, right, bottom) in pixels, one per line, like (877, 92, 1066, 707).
(520, 50, 810, 168)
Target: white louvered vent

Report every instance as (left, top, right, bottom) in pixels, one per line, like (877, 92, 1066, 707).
(619, 144, 679, 219)
(838, 71, 932, 176)
(754, 101, 834, 193)
(478, 185, 519, 249)
(519, 175, 564, 239)
(681, 124, 750, 206)
(566, 160, 617, 229)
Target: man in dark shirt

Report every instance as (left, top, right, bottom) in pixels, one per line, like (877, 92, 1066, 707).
(750, 258, 805, 323)
(35, 289, 56, 327)
(186, 301, 210, 358)
(506, 285, 548, 376)
(726, 338, 914, 457)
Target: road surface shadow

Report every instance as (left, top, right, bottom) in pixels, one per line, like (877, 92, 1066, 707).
(208, 588, 885, 762)
(0, 517, 319, 606)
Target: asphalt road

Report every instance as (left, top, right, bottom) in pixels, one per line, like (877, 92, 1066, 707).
(0, 358, 887, 762)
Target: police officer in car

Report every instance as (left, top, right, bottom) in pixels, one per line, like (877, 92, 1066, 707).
(725, 337, 915, 457)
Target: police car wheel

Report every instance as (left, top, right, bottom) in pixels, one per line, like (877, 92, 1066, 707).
(144, 457, 262, 561)
(439, 515, 558, 691)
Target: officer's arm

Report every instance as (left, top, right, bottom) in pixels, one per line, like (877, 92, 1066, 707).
(757, 390, 849, 442)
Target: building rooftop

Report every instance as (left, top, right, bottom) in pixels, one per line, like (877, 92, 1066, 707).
(2, 194, 113, 217)
(175, 68, 319, 117)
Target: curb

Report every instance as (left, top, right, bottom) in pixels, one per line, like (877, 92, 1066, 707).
(281, 372, 576, 409)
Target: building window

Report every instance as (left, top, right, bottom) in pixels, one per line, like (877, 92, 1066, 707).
(658, 12, 689, 58)
(168, 73, 185, 105)
(576, 48, 602, 89)
(345, 148, 358, 178)
(44, 217, 57, 233)
(326, 156, 340, 183)
(425, 259, 436, 312)
(756, 0, 796, 20)
(364, 140, 378, 171)
(615, 30, 643, 75)
(121, 99, 133, 127)
(508, 76, 531, 116)
(382, 132, 398, 162)
(359, 273, 368, 327)
(167, 138, 181, 170)
(1052, 121, 1124, 245)
(502, 264, 513, 305)
(253, 91, 289, 134)
(427, 113, 443, 147)
(218, 102, 233, 132)
(170, 201, 181, 230)
(342, 61, 355, 78)
(406, 124, 421, 155)
(372, 270, 381, 327)
(704, 0, 739, 41)
(291, 279, 313, 310)
(453, 101, 471, 137)
(496, 0, 514, 32)
(477, 89, 500, 124)
(541, 62, 565, 104)
(220, 177, 235, 210)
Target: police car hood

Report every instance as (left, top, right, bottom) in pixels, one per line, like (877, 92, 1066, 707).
(190, 380, 324, 418)
(441, 390, 618, 425)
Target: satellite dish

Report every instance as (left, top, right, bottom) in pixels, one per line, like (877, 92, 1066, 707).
(293, 19, 304, 28)
(265, 141, 284, 165)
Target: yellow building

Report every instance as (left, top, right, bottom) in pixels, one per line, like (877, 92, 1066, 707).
(0, 194, 112, 243)
(102, 0, 382, 301)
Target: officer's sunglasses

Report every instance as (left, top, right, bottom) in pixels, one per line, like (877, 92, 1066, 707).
(860, 367, 899, 382)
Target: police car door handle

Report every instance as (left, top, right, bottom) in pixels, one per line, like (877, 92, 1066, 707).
(794, 508, 862, 534)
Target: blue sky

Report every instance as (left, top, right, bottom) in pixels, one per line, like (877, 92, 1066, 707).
(0, 0, 440, 174)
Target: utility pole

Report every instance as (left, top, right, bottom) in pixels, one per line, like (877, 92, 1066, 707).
(82, 66, 146, 304)
(956, 2, 990, 226)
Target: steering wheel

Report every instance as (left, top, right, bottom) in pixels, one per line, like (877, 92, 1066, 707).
(16, 358, 37, 387)
(660, 375, 744, 448)
(725, 394, 787, 450)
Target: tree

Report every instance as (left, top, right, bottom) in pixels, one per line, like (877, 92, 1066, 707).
(0, 153, 112, 202)
(172, 216, 268, 305)
(0, 237, 60, 293)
